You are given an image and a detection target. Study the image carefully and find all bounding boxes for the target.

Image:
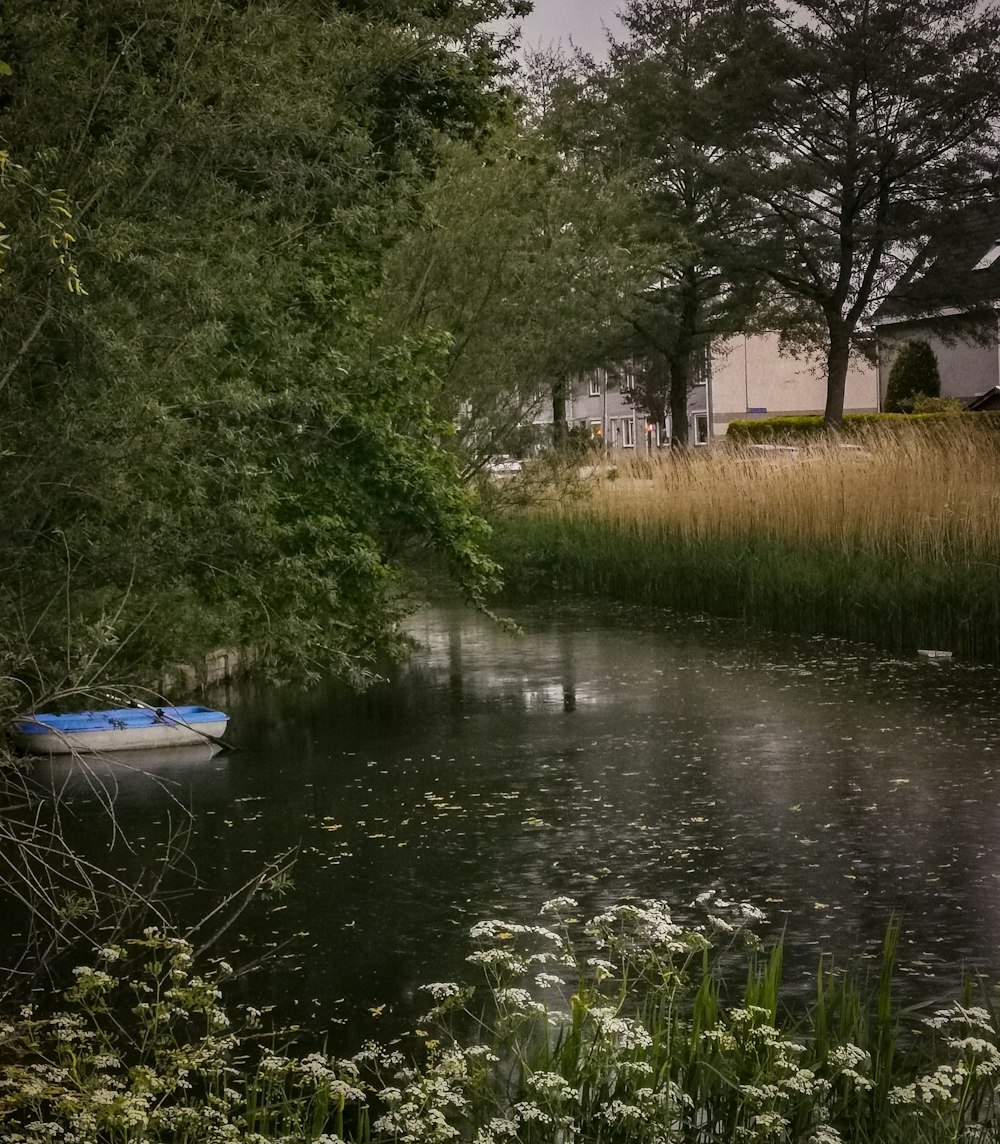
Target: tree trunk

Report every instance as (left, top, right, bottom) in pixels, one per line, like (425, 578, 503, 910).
(551, 377, 568, 446)
(669, 352, 690, 447)
(669, 273, 700, 448)
(823, 320, 852, 429)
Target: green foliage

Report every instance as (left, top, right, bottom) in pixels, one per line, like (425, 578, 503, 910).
(376, 126, 649, 467)
(7, 902, 1000, 1144)
(488, 504, 1000, 664)
(912, 395, 966, 414)
(726, 416, 831, 442)
(884, 342, 943, 413)
(0, 148, 85, 296)
(738, 0, 1000, 425)
(540, 1, 773, 445)
(0, 0, 526, 693)
(726, 412, 983, 443)
(0, 929, 368, 1144)
(413, 901, 1000, 1143)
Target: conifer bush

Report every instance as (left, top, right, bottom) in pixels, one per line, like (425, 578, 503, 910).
(884, 341, 942, 413)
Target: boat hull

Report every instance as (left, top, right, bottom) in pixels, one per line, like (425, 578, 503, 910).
(12, 706, 229, 755)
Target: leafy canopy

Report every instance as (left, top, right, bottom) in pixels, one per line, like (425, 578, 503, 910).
(0, 0, 525, 692)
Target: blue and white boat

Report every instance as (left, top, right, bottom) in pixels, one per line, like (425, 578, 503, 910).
(11, 705, 229, 755)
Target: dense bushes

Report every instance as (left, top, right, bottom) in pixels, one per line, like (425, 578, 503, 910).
(725, 410, 997, 443)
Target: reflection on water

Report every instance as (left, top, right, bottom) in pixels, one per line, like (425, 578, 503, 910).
(13, 601, 1000, 1044)
(34, 742, 223, 791)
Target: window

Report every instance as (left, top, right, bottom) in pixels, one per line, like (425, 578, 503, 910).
(621, 417, 635, 447)
(693, 412, 709, 446)
(589, 420, 603, 441)
(691, 342, 712, 387)
(621, 368, 635, 393)
(588, 370, 603, 397)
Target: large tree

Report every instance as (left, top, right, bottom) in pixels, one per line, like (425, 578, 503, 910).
(744, 0, 1000, 426)
(0, 0, 525, 692)
(376, 121, 650, 462)
(542, 0, 773, 445)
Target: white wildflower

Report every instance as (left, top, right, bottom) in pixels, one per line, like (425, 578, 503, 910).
(809, 1127, 845, 1144)
(589, 1008, 653, 1050)
(586, 957, 616, 972)
(528, 1072, 576, 1102)
(741, 1083, 782, 1103)
(781, 1067, 826, 1096)
(496, 988, 544, 1015)
(738, 902, 768, 922)
(753, 1110, 789, 1136)
(534, 972, 565, 989)
(597, 1099, 648, 1124)
(541, 897, 578, 914)
(421, 982, 463, 1001)
(474, 1117, 519, 1144)
(924, 1004, 994, 1033)
(466, 949, 527, 973)
(829, 1043, 869, 1070)
(513, 1100, 552, 1123)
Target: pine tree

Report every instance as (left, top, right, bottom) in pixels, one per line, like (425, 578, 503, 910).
(741, 0, 1000, 427)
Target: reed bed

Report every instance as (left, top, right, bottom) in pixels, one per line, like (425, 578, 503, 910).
(491, 422, 1000, 660)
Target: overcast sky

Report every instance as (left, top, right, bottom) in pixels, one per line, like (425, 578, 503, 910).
(510, 0, 625, 58)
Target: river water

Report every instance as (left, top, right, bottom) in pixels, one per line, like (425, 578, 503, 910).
(17, 601, 1000, 1046)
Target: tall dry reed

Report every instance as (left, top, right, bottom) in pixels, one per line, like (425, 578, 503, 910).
(580, 424, 1000, 567)
(490, 423, 1000, 659)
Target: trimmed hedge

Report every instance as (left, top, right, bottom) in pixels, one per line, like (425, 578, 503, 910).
(726, 410, 1000, 442)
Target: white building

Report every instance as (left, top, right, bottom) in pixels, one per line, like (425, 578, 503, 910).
(569, 334, 879, 452)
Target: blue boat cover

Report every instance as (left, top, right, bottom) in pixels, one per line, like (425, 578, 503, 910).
(13, 705, 228, 736)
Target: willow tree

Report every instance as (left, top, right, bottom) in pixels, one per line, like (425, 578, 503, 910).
(376, 120, 652, 462)
(0, 0, 526, 691)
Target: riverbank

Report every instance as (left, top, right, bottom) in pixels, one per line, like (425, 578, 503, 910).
(488, 426, 1000, 662)
(6, 898, 1000, 1144)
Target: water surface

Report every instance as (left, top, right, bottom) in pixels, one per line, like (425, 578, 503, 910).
(19, 601, 1000, 1043)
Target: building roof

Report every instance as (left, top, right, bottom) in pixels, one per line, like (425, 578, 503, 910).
(875, 201, 1000, 324)
(966, 385, 1000, 411)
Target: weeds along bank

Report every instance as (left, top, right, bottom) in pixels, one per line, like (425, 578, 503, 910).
(6, 898, 1000, 1144)
(489, 425, 1000, 661)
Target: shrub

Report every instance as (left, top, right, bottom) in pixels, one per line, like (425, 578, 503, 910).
(0, 931, 367, 1144)
(911, 394, 965, 414)
(726, 411, 990, 443)
(884, 340, 942, 412)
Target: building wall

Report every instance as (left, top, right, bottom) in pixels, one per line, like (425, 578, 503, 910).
(711, 333, 879, 437)
(571, 332, 880, 451)
(876, 314, 1000, 405)
(567, 367, 710, 453)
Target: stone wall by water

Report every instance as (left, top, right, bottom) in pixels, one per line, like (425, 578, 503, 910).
(163, 646, 251, 693)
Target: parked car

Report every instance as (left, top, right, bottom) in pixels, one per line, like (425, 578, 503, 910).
(485, 455, 523, 476)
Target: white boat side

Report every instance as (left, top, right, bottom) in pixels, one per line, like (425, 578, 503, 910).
(13, 718, 229, 755)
